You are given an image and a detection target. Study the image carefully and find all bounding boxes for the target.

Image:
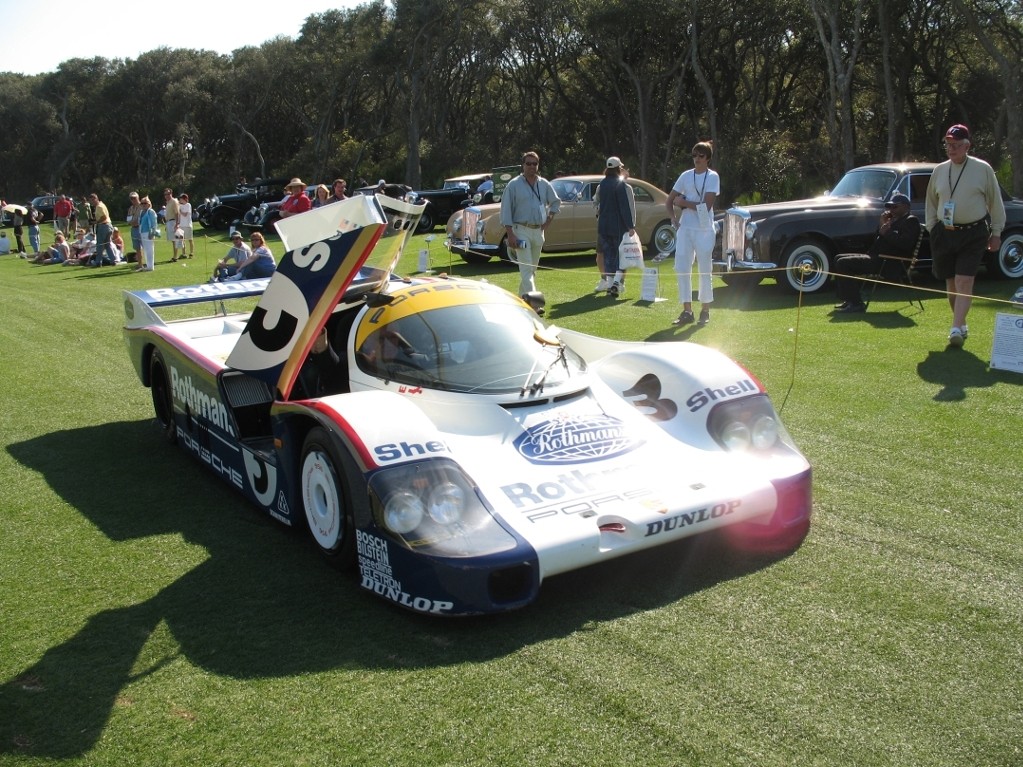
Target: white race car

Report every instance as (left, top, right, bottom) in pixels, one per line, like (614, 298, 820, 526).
(123, 194, 812, 616)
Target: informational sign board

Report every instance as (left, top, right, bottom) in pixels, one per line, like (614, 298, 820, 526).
(990, 312, 1023, 373)
(490, 165, 521, 203)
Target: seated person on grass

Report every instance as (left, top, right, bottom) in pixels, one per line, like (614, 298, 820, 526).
(223, 232, 276, 280)
(35, 232, 71, 264)
(209, 232, 252, 282)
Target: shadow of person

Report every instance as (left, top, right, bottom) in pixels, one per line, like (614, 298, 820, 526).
(916, 346, 1023, 401)
(3, 420, 789, 757)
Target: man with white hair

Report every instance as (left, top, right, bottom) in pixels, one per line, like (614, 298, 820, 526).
(925, 123, 1006, 347)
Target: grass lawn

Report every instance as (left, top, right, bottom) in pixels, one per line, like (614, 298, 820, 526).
(1, 222, 1021, 766)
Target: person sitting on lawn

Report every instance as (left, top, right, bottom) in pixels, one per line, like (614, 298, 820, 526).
(224, 232, 276, 280)
(38, 232, 71, 264)
(208, 231, 252, 282)
(63, 229, 95, 265)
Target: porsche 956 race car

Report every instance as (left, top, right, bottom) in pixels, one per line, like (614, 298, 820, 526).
(123, 194, 812, 616)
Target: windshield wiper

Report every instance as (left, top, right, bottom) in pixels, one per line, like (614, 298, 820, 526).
(520, 344, 567, 396)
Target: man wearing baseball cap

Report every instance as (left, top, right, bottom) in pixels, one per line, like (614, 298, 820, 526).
(924, 124, 1005, 347)
(832, 193, 921, 313)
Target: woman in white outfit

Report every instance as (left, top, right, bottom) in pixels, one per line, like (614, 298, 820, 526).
(667, 141, 720, 327)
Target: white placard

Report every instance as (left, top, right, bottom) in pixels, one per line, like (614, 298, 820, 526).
(990, 312, 1023, 373)
(418, 248, 429, 272)
(640, 267, 659, 302)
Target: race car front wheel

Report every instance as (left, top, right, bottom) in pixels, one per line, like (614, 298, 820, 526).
(300, 428, 358, 569)
(149, 350, 177, 445)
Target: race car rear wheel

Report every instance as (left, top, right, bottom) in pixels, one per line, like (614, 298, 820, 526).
(149, 350, 177, 445)
(300, 427, 358, 569)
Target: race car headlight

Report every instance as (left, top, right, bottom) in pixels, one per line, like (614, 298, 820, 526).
(708, 395, 794, 455)
(369, 459, 517, 557)
(383, 491, 424, 534)
(427, 481, 465, 525)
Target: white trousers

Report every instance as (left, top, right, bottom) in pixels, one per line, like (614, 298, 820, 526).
(674, 226, 715, 304)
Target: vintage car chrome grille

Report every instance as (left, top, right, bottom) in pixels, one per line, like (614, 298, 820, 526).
(723, 209, 749, 263)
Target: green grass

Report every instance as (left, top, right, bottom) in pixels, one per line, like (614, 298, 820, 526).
(1, 223, 1022, 766)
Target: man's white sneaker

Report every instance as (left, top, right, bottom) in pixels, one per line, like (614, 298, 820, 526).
(962, 324, 969, 339)
(594, 278, 611, 293)
(948, 327, 965, 347)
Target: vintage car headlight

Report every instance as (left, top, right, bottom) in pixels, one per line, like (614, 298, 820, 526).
(451, 216, 462, 235)
(744, 220, 757, 241)
(370, 459, 516, 557)
(707, 395, 794, 454)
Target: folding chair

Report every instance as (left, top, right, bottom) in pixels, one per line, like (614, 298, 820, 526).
(866, 228, 925, 312)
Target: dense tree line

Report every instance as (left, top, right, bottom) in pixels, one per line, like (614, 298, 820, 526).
(1, 0, 1020, 207)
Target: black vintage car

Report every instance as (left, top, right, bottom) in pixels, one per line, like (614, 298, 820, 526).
(239, 185, 317, 232)
(196, 178, 290, 230)
(716, 162, 1023, 293)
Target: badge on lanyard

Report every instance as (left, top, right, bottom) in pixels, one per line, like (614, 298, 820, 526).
(696, 203, 710, 229)
(942, 201, 956, 229)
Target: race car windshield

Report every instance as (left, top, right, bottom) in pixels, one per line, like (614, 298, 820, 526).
(356, 302, 585, 394)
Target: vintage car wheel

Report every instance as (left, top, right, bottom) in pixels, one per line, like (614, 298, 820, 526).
(300, 427, 358, 569)
(149, 350, 177, 445)
(779, 239, 832, 294)
(991, 231, 1023, 279)
(415, 207, 435, 233)
(648, 219, 677, 256)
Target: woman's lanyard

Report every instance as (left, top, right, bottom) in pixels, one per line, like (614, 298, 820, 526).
(693, 170, 707, 202)
(948, 156, 968, 201)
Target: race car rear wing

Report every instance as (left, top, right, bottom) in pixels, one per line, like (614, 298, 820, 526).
(123, 279, 273, 329)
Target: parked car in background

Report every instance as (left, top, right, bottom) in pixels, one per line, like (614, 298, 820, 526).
(240, 185, 317, 232)
(196, 178, 290, 229)
(716, 162, 1023, 293)
(445, 174, 676, 263)
(408, 173, 491, 233)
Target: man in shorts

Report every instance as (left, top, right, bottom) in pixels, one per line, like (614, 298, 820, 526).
(925, 124, 1006, 347)
(163, 188, 181, 261)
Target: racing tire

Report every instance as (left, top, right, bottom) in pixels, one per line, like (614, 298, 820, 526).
(778, 239, 832, 294)
(648, 220, 677, 257)
(299, 427, 359, 570)
(990, 231, 1023, 280)
(149, 350, 177, 445)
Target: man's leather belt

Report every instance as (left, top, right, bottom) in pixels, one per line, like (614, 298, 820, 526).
(514, 222, 542, 229)
(945, 218, 987, 231)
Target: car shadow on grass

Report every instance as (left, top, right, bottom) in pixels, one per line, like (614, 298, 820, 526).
(3, 418, 794, 758)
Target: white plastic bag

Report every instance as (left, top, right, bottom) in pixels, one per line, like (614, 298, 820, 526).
(619, 231, 644, 270)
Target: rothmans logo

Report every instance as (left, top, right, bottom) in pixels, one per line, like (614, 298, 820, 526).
(514, 415, 641, 465)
